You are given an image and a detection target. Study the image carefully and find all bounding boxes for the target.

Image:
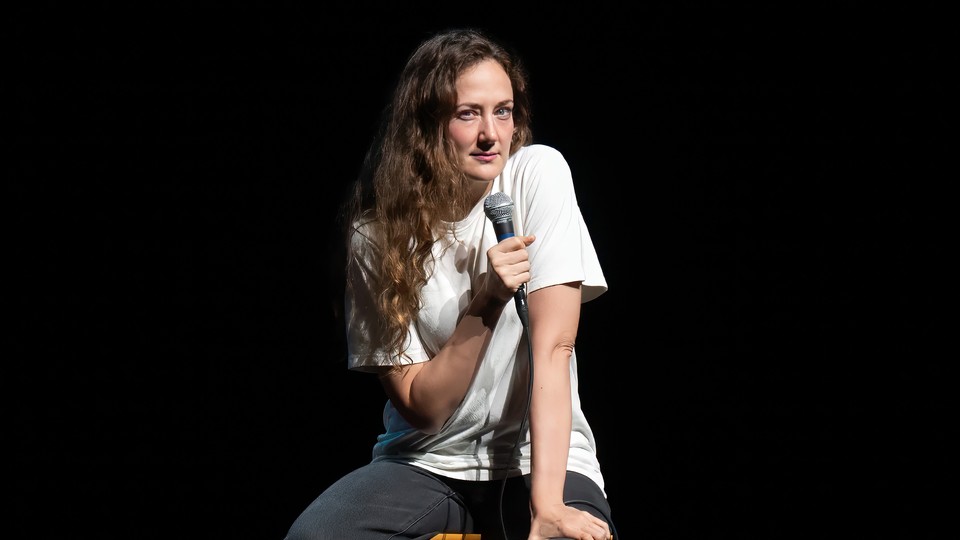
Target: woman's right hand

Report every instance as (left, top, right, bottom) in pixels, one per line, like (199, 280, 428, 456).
(484, 234, 536, 303)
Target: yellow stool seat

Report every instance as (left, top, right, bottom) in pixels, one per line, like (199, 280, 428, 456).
(428, 535, 481, 540)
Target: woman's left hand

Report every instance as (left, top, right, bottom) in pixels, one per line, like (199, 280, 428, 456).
(528, 503, 611, 540)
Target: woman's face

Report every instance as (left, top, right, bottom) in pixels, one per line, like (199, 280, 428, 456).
(448, 59, 515, 188)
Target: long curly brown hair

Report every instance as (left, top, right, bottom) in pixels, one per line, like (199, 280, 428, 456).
(340, 28, 534, 368)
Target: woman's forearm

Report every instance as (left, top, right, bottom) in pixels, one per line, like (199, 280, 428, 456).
(529, 349, 574, 511)
(382, 287, 506, 434)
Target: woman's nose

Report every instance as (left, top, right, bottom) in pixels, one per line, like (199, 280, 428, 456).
(478, 115, 499, 142)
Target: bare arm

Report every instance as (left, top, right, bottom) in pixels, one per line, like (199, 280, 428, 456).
(378, 234, 536, 434)
(527, 282, 611, 540)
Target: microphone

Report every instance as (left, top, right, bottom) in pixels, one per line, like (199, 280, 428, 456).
(484, 191, 519, 241)
(483, 192, 528, 327)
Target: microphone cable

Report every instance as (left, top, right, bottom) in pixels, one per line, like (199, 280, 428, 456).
(499, 283, 531, 540)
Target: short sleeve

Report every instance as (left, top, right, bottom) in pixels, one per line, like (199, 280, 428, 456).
(503, 145, 607, 303)
(344, 223, 429, 372)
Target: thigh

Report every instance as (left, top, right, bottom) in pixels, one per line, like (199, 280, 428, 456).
(284, 461, 474, 540)
(561, 471, 614, 530)
(444, 471, 614, 540)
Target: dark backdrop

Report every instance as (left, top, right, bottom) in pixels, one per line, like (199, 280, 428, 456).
(10, 3, 948, 539)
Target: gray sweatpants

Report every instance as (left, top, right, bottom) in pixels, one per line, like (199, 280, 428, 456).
(284, 461, 614, 540)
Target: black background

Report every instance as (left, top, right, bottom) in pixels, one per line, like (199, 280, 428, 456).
(9, 3, 949, 539)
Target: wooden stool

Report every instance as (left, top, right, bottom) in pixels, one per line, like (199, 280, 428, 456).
(428, 535, 481, 540)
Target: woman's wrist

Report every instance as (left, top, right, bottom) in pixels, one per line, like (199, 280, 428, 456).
(467, 287, 507, 327)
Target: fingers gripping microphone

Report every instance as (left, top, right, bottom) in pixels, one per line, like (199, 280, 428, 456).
(483, 192, 529, 327)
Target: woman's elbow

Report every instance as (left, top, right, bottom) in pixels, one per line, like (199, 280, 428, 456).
(554, 332, 577, 359)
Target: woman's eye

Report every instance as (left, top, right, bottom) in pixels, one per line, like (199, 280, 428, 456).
(457, 110, 477, 120)
(495, 107, 513, 119)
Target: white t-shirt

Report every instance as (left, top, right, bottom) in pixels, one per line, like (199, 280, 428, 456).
(345, 144, 609, 494)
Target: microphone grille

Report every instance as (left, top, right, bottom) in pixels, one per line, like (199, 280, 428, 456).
(483, 192, 514, 221)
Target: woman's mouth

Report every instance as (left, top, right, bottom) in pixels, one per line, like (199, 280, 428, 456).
(471, 152, 498, 163)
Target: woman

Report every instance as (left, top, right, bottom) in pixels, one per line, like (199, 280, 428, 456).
(286, 28, 616, 540)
